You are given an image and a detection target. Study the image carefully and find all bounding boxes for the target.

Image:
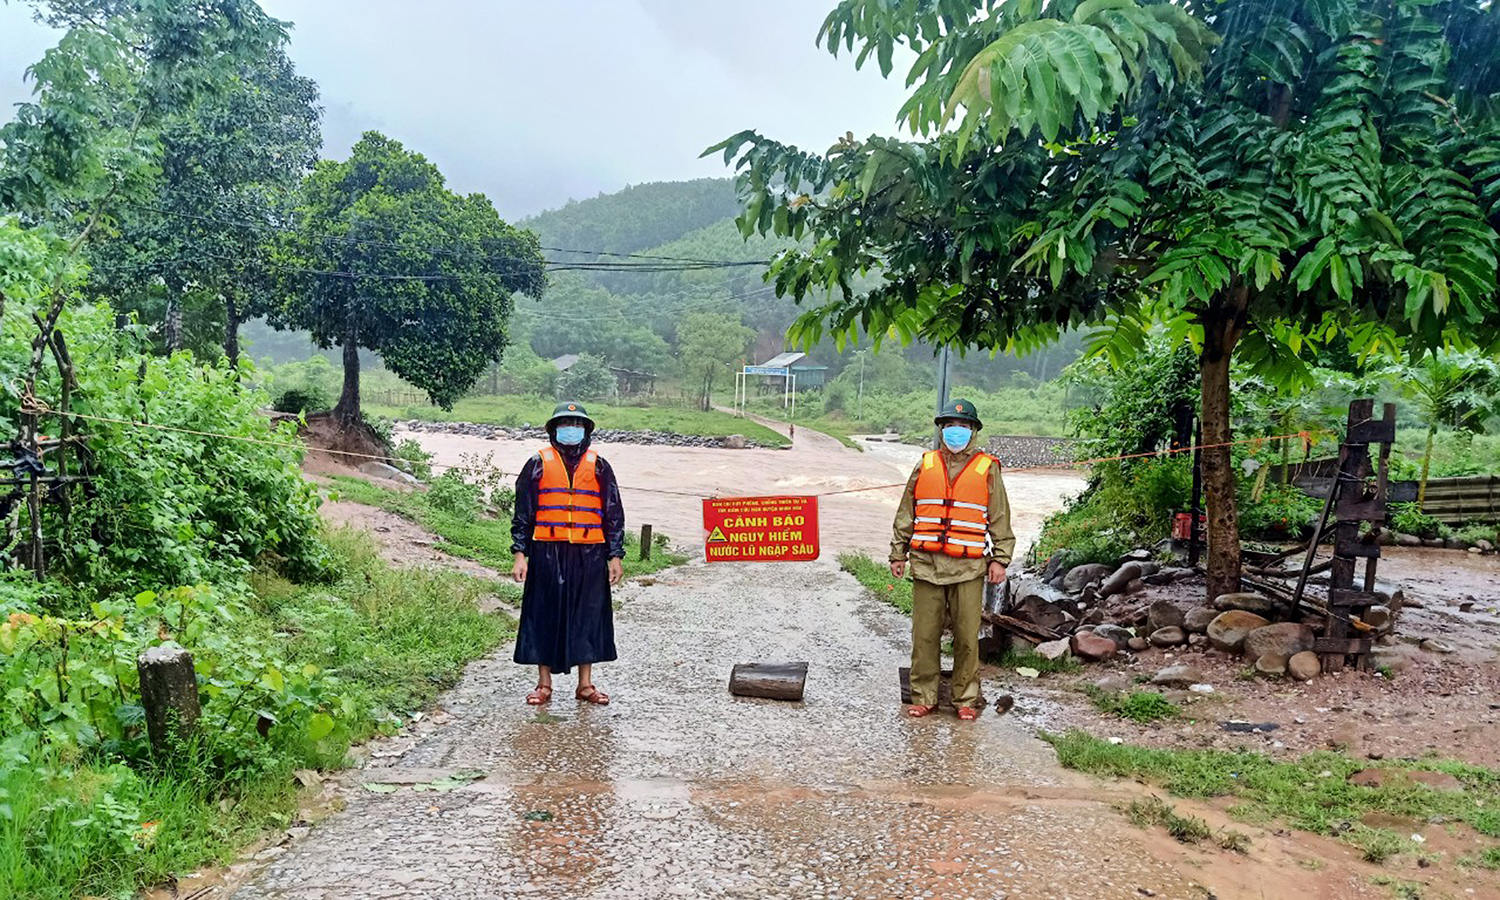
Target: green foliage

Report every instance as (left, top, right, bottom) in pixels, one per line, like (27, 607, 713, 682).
(522, 178, 742, 261)
(555, 353, 616, 402)
(837, 552, 912, 616)
(82, 39, 321, 357)
(493, 343, 560, 396)
(425, 471, 483, 519)
(1084, 688, 1179, 723)
(675, 311, 755, 411)
(391, 438, 433, 482)
(1, 531, 515, 898)
(1043, 731, 1500, 864)
(1033, 459, 1190, 565)
(271, 132, 546, 416)
(1237, 483, 1322, 538)
(1064, 341, 1198, 457)
(1390, 502, 1441, 538)
(272, 386, 328, 415)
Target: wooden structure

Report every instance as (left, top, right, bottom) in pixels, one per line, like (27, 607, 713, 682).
(1292, 399, 1396, 673)
(729, 662, 808, 701)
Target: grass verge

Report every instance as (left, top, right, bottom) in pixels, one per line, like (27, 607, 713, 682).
(364, 394, 790, 448)
(326, 476, 687, 579)
(1043, 730, 1500, 865)
(838, 552, 913, 615)
(1083, 687, 1180, 723)
(0, 529, 515, 900)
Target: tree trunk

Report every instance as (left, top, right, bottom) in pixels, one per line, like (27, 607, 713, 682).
(163, 281, 184, 353)
(1417, 425, 1435, 505)
(1199, 290, 1249, 602)
(334, 315, 361, 426)
(223, 294, 240, 371)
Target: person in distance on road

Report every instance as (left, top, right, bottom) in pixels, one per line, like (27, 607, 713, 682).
(511, 401, 626, 706)
(889, 398, 1015, 721)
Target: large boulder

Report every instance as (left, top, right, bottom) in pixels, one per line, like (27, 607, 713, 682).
(1070, 630, 1119, 662)
(1254, 653, 1289, 677)
(1213, 592, 1277, 616)
(1149, 626, 1187, 648)
(1063, 563, 1113, 593)
(1244, 623, 1315, 661)
(1039, 550, 1070, 585)
(1009, 579, 1075, 633)
(359, 461, 420, 486)
(1145, 567, 1193, 586)
(1288, 651, 1321, 681)
(1207, 610, 1271, 654)
(1099, 562, 1144, 599)
(1035, 638, 1071, 661)
(1127, 637, 1150, 652)
(1093, 623, 1135, 649)
(1148, 600, 1186, 632)
(1183, 606, 1218, 634)
(1360, 606, 1394, 636)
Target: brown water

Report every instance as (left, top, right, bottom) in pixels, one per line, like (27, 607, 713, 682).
(399, 424, 1087, 560)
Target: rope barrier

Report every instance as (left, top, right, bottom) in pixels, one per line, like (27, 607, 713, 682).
(17, 401, 1333, 502)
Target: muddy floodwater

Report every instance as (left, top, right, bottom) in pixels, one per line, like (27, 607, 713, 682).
(401, 425, 1088, 560)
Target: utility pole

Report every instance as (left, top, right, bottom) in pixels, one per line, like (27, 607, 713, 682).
(933, 345, 951, 449)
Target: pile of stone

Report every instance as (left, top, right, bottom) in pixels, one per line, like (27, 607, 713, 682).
(984, 435, 1076, 470)
(998, 548, 1403, 682)
(396, 420, 770, 449)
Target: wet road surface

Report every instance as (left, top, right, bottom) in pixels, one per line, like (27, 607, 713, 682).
(232, 559, 1213, 900)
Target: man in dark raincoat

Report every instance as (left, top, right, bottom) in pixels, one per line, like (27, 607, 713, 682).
(511, 401, 625, 705)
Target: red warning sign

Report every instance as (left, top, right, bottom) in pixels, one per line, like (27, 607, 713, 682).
(702, 496, 819, 563)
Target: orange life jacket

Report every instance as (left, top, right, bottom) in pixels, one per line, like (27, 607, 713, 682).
(532, 446, 605, 544)
(910, 450, 994, 559)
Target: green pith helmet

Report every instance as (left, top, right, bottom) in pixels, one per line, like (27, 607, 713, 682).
(546, 401, 595, 431)
(934, 398, 982, 428)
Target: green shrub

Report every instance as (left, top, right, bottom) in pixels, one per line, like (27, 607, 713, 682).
(1032, 458, 1190, 564)
(1390, 502, 1441, 538)
(1238, 483, 1322, 538)
(426, 471, 483, 518)
(271, 386, 328, 414)
(392, 438, 433, 481)
(1452, 521, 1499, 546)
(1085, 687, 1179, 723)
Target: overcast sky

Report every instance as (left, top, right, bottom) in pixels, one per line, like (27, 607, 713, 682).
(0, 1, 913, 219)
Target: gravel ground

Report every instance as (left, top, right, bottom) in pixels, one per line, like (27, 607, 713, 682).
(229, 560, 1218, 900)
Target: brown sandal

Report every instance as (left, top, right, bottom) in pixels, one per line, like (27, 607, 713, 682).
(576, 685, 610, 706)
(526, 685, 553, 706)
(906, 704, 938, 718)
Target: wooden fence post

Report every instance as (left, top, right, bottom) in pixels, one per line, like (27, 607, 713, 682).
(639, 524, 652, 560)
(138, 646, 201, 757)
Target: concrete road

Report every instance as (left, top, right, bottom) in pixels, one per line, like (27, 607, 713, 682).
(231, 559, 1218, 900)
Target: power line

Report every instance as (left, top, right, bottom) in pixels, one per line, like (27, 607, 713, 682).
(108, 200, 772, 272)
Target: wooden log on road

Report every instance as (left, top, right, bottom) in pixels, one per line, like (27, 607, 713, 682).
(138, 646, 201, 757)
(729, 662, 808, 701)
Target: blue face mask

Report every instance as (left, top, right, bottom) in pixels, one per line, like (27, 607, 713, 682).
(555, 425, 586, 446)
(941, 425, 972, 451)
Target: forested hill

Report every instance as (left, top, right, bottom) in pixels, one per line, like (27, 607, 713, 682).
(522, 178, 742, 257)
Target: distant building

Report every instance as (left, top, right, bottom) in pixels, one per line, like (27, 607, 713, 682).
(749, 351, 828, 392)
(551, 354, 657, 397)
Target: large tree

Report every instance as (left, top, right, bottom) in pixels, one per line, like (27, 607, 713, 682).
(273, 132, 546, 426)
(83, 42, 321, 362)
(676, 310, 754, 411)
(714, 0, 1500, 598)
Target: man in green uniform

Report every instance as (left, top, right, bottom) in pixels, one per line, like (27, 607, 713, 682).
(889, 399, 1015, 720)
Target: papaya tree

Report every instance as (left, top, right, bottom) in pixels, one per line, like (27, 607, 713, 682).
(272, 132, 546, 428)
(712, 0, 1500, 598)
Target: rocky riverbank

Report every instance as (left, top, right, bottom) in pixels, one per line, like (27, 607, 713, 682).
(394, 419, 774, 449)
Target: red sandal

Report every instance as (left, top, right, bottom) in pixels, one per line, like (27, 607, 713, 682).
(576, 685, 611, 706)
(956, 707, 978, 721)
(525, 685, 553, 706)
(906, 704, 938, 718)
